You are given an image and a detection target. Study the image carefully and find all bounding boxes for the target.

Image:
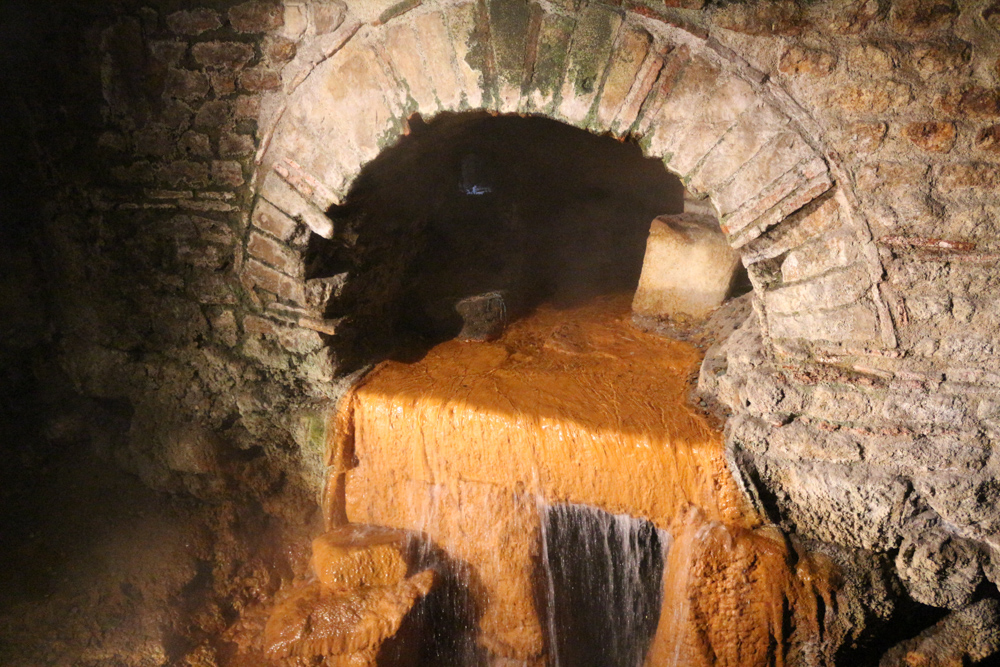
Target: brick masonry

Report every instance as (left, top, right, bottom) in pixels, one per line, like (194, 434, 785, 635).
(37, 0, 1000, 637)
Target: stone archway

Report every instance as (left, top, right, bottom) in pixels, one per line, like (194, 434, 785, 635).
(238, 0, 893, 353)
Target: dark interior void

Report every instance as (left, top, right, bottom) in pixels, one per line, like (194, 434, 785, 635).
(311, 112, 686, 365)
(543, 505, 664, 667)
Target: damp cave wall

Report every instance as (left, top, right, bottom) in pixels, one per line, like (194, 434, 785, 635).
(4, 0, 1000, 616)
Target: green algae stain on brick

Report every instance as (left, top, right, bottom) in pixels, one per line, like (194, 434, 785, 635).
(487, 0, 536, 108)
(523, 12, 576, 114)
(557, 3, 622, 124)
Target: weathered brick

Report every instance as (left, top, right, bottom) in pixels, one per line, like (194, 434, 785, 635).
(192, 41, 255, 69)
(594, 26, 651, 130)
(688, 103, 788, 194)
(912, 39, 971, 78)
(163, 68, 210, 101)
(259, 170, 334, 238)
(446, 1, 485, 109)
(778, 45, 837, 77)
(248, 231, 301, 276)
(210, 160, 245, 187)
(768, 300, 880, 342)
(557, 3, 623, 124)
(239, 66, 282, 92)
(765, 263, 871, 315)
(486, 0, 538, 113)
(253, 199, 299, 241)
(415, 11, 462, 111)
(902, 121, 956, 153)
(229, 1, 284, 33)
(610, 47, 668, 137)
(711, 132, 816, 216)
(523, 12, 575, 114)
(166, 9, 221, 35)
(846, 43, 896, 73)
(742, 195, 843, 264)
(243, 258, 304, 303)
(382, 19, 437, 112)
(836, 122, 887, 154)
(825, 0, 881, 34)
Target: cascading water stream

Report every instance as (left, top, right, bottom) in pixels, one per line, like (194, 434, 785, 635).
(539, 502, 666, 667)
(320, 295, 840, 666)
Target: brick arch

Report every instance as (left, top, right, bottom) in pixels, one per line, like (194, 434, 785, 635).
(241, 0, 891, 351)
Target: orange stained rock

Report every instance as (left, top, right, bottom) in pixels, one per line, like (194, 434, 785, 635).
(262, 569, 436, 660)
(311, 525, 413, 593)
(328, 294, 839, 666)
(329, 295, 750, 530)
(648, 506, 837, 667)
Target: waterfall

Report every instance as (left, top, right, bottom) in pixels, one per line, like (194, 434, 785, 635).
(540, 503, 667, 667)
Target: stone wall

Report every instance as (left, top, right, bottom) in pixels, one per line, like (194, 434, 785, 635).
(11, 0, 1000, 622)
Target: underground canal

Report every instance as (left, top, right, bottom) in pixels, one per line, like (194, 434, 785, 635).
(258, 112, 838, 666)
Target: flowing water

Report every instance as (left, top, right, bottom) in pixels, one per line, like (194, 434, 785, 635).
(316, 294, 838, 666)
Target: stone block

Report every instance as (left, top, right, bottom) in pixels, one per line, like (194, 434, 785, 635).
(176, 130, 210, 158)
(936, 85, 1000, 119)
(191, 41, 255, 69)
(313, 2, 346, 34)
(895, 512, 982, 609)
(882, 390, 967, 427)
(486, 0, 537, 113)
(238, 66, 282, 92)
(556, 3, 623, 124)
(219, 131, 255, 157)
(902, 121, 956, 153)
(778, 45, 837, 77)
(163, 68, 210, 101)
(889, 0, 958, 37)
(879, 599, 1000, 666)
(248, 231, 301, 277)
(594, 25, 651, 131)
(263, 34, 297, 63)
(631, 213, 740, 321)
(229, 1, 284, 33)
(415, 11, 463, 111)
(975, 124, 1000, 153)
(149, 40, 188, 66)
(455, 291, 508, 341)
(764, 459, 917, 551)
(764, 262, 870, 316)
(523, 12, 575, 114)
(166, 9, 221, 35)
(780, 228, 859, 283)
(767, 300, 879, 342)
(211, 160, 245, 187)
